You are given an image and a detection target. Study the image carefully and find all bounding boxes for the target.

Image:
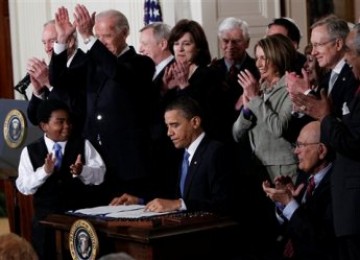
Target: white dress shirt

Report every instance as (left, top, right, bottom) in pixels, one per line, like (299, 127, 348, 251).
(16, 134, 106, 195)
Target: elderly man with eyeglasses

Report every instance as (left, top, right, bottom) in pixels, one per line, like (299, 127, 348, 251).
(263, 121, 337, 260)
(289, 22, 360, 260)
(287, 16, 357, 119)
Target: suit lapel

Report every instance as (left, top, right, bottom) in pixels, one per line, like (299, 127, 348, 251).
(331, 64, 350, 98)
(312, 167, 331, 199)
(183, 137, 208, 197)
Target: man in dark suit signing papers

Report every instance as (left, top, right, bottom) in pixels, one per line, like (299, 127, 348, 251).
(110, 96, 233, 215)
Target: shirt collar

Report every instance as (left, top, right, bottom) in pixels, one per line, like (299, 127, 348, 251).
(186, 132, 205, 163)
(332, 58, 346, 75)
(117, 45, 130, 57)
(224, 54, 247, 71)
(154, 55, 174, 79)
(312, 162, 332, 188)
(44, 134, 67, 153)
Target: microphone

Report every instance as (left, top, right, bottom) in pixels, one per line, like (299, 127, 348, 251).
(14, 73, 31, 94)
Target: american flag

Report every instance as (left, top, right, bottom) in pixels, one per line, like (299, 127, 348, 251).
(144, 0, 163, 25)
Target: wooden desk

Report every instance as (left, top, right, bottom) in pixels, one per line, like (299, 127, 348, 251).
(41, 212, 239, 260)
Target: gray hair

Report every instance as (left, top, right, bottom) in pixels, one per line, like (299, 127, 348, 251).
(43, 19, 55, 27)
(96, 9, 129, 37)
(311, 16, 349, 42)
(218, 17, 250, 42)
(140, 22, 171, 43)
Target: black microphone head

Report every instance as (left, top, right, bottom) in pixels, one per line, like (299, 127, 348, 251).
(20, 73, 31, 85)
(15, 73, 31, 93)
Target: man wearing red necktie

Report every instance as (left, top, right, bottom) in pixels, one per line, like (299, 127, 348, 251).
(263, 121, 337, 260)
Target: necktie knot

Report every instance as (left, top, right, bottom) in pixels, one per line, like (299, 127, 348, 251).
(53, 143, 63, 170)
(180, 150, 190, 197)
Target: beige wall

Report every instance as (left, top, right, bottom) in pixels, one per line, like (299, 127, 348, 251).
(356, 0, 360, 22)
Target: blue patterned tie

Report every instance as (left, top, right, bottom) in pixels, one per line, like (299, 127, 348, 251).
(180, 150, 190, 197)
(53, 143, 63, 170)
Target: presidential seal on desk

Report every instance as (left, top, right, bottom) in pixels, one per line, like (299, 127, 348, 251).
(69, 219, 99, 260)
(3, 109, 27, 148)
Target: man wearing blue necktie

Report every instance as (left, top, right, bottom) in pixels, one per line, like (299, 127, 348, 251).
(16, 99, 106, 260)
(110, 96, 234, 215)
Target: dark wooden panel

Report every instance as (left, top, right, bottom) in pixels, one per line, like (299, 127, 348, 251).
(0, 0, 14, 99)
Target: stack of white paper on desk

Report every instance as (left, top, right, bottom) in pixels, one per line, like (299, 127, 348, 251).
(69, 205, 172, 219)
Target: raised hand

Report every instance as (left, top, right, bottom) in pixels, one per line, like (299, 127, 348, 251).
(73, 4, 95, 40)
(163, 65, 177, 89)
(27, 57, 50, 92)
(172, 62, 190, 89)
(55, 6, 76, 44)
(292, 89, 331, 120)
(286, 69, 311, 100)
(44, 153, 55, 174)
(238, 69, 260, 99)
(70, 154, 83, 176)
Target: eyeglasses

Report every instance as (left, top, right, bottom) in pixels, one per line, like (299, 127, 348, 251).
(310, 39, 336, 49)
(292, 142, 320, 149)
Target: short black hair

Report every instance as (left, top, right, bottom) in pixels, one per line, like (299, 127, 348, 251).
(268, 18, 301, 45)
(36, 99, 70, 124)
(165, 96, 203, 120)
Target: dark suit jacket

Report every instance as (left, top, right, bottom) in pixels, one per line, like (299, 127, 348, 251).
(319, 63, 357, 118)
(149, 57, 181, 199)
(28, 49, 87, 136)
(151, 57, 175, 140)
(175, 135, 233, 215)
(286, 168, 337, 260)
(50, 41, 155, 200)
(321, 84, 360, 237)
(210, 53, 259, 143)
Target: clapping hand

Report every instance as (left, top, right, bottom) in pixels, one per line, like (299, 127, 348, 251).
(70, 154, 83, 176)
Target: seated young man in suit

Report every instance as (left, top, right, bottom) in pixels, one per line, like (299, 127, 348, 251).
(263, 121, 337, 260)
(110, 96, 234, 215)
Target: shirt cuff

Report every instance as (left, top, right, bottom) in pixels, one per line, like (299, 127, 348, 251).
(83, 36, 97, 50)
(33, 91, 46, 99)
(54, 42, 67, 55)
(283, 199, 299, 220)
(179, 198, 187, 211)
(242, 107, 253, 120)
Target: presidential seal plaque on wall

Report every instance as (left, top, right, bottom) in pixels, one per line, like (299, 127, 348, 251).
(69, 219, 99, 260)
(3, 109, 27, 148)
